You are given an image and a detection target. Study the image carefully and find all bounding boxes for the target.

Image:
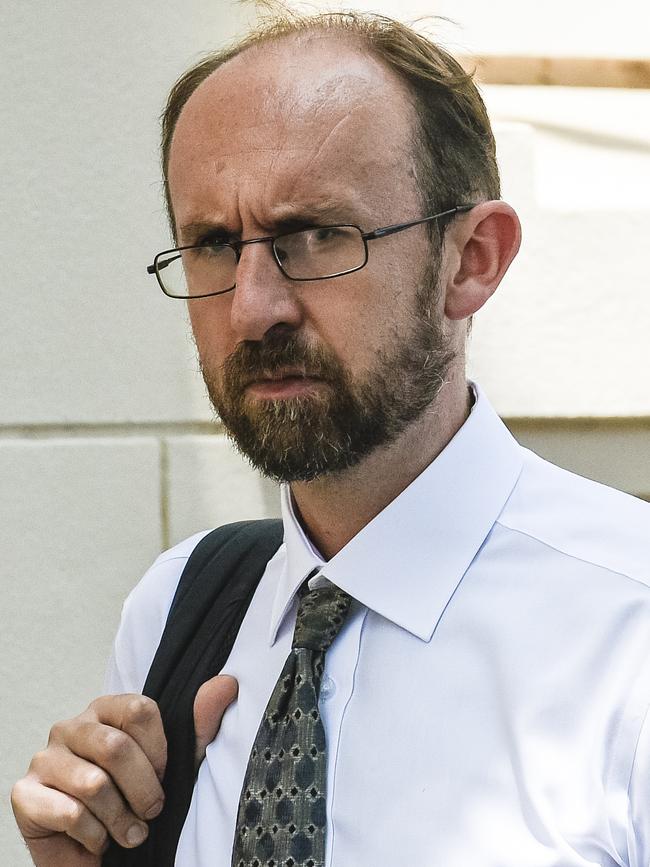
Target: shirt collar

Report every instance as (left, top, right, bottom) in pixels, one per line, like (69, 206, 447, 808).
(269, 381, 524, 645)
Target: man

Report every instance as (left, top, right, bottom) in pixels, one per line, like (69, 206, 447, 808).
(12, 9, 650, 867)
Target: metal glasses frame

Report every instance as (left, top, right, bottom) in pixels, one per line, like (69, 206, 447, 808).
(147, 204, 476, 299)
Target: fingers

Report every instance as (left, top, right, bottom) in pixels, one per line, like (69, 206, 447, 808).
(47, 719, 164, 821)
(12, 693, 168, 861)
(83, 694, 167, 781)
(29, 744, 153, 849)
(193, 674, 239, 770)
(12, 775, 107, 859)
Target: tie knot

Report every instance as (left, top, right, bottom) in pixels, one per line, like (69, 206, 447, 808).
(292, 583, 352, 653)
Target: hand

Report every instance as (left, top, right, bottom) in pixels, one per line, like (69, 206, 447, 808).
(11, 675, 238, 867)
(193, 674, 239, 772)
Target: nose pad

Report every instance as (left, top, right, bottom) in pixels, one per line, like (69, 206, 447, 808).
(272, 240, 289, 271)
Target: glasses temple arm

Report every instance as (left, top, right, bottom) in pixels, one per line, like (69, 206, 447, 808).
(363, 205, 475, 240)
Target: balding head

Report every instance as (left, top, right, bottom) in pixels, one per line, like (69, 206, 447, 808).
(168, 33, 421, 248)
(160, 10, 499, 241)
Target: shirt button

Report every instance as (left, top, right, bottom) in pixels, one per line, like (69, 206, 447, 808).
(320, 675, 336, 700)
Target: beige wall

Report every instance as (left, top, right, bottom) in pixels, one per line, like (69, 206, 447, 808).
(2, 1, 649, 861)
(1, 2, 270, 861)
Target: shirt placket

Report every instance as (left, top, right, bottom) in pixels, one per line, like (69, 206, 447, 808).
(317, 599, 367, 866)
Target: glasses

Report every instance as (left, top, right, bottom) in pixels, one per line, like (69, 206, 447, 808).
(147, 204, 475, 299)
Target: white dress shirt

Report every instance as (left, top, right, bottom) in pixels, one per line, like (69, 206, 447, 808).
(105, 381, 650, 867)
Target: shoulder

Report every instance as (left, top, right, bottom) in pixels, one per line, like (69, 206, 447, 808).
(106, 521, 285, 693)
(105, 530, 213, 694)
(497, 446, 650, 586)
(123, 530, 213, 621)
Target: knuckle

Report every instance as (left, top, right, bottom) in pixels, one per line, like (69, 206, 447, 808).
(125, 695, 157, 724)
(65, 799, 86, 830)
(28, 749, 51, 774)
(97, 729, 130, 763)
(87, 695, 106, 712)
(80, 767, 111, 799)
(47, 719, 70, 744)
(10, 778, 28, 812)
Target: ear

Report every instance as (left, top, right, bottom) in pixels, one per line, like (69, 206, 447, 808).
(443, 201, 521, 321)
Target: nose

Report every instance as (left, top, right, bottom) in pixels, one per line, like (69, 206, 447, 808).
(229, 240, 304, 342)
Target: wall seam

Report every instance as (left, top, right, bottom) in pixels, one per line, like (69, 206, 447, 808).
(0, 422, 225, 439)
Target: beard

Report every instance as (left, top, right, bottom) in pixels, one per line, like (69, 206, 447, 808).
(199, 266, 455, 483)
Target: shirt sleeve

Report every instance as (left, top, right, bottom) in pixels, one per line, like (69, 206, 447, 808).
(102, 531, 211, 695)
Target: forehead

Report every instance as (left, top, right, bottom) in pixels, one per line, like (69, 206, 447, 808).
(167, 34, 419, 231)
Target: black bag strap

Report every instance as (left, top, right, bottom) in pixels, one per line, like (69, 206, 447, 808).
(102, 518, 284, 867)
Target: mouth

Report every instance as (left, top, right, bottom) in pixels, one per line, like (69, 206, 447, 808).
(245, 367, 326, 398)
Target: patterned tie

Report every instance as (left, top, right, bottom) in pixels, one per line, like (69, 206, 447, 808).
(232, 582, 352, 867)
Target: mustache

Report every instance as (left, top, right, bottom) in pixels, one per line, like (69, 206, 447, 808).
(221, 332, 343, 388)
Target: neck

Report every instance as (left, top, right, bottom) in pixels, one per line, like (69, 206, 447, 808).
(289, 373, 473, 560)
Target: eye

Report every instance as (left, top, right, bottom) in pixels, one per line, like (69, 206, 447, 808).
(199, 233, 230, 248)
(191, 234, 234, 260)
(312, 227, 343, 243)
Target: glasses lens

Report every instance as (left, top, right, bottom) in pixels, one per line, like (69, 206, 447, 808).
(275, 226, 365, 279)
(155, 245, 237, 298)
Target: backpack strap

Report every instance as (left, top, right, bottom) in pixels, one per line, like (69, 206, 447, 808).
(103, 518, 284, 867)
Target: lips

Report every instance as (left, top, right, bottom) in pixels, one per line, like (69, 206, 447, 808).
(244, 368, 326, 398)
(248, 367, 321, 386)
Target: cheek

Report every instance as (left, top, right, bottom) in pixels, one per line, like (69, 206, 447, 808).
(302, 281, 387, 368)
(188, 298, 236, 364)
(330, 261, 413, 334)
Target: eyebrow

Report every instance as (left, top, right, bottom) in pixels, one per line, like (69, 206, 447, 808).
(178, 201, 357, 245)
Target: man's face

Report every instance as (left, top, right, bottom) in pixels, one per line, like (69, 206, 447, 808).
(167, 35, 455, 482)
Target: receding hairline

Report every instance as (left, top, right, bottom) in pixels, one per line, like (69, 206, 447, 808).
(161, 9, 498, 244)
(167, 28, 425, 232)
(172, 28, 419, 143)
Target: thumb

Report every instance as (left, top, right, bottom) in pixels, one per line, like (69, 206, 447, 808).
(193, 674, 239, 771)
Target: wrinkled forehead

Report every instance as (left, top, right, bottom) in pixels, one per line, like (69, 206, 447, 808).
(173, 32, 417, 147)
(167, 34, 419, 225)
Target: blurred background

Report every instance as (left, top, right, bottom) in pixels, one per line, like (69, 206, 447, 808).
(2, 0, 648, 860)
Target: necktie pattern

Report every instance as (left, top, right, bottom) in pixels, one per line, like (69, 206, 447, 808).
(232, 583, 352, 867)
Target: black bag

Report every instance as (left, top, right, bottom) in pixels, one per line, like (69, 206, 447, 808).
(102, 518, 284, 867)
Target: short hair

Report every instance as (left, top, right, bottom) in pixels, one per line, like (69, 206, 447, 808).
(160, 8, 500, 247)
